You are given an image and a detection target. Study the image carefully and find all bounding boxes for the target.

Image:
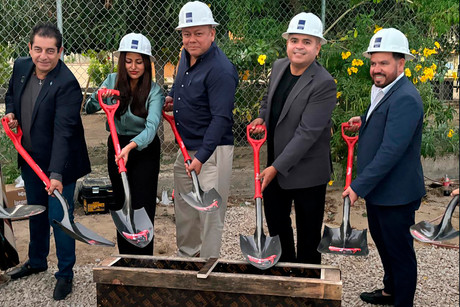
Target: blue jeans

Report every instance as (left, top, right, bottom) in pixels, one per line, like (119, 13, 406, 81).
(21, 164, 76, 280)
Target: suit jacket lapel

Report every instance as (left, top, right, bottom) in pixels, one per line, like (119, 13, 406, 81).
(265, 58, 289, 127)
(31, 61, 61, 124)
(277, 61, 316, 125)
(16, 62, 35, 122)
(362, 76, 407, 130)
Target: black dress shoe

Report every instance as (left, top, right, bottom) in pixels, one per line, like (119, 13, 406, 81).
(360, 289, 394, 305)
(53, 278, 72, 300)
(7, 262, 47, 280)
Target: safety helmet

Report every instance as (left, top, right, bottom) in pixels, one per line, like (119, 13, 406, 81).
(282, 12, 327, 45)
(176, 1, 219, 30)
(363, 28, 414, 60)
(114, 33, 154, 61)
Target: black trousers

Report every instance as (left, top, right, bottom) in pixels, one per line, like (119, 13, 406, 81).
(366, 199, 420, 307)
(263, 178, 326, 264)
(107, 134, 160, 255)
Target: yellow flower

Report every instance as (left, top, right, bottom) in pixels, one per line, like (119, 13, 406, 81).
(257, 54, 267, 65)
(415, 64, 422, 72)
(336, 92, 342, 99)
(242, 70, 250, 80)
(434, 41, 440, 49)
(453, 72, 458, 80)
(430, 63, 437, 71)
(328, 180, 334, 186)
(351, 67, 358, 74)
(447, 129, 454, 138)
(419, 75, 427, 83)
(334, 79, 337, 84)
(412, 77, 418, 84)
(423, 67, 435, 80)
(423, 47, 437, 57)
(374, 25, 383, 33)
(405, 68, 411, 77)
(420, 56, 425, 62)
(411, 49, 418, 55)
(352, 59, 364, 66)
(347, 67, 352, 75)
(342, 51, 351, 60)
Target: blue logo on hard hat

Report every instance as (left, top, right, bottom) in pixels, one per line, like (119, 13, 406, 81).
(131, 40, 139, 49)
(297, 20, 306, 30)
(186, 12, 193, 23)
(373, 37, 382, 48)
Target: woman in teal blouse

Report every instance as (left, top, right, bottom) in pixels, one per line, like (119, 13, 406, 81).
(85, 33, 164, 255)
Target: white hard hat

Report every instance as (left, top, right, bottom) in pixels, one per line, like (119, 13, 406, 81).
(114, 33, 154, 61)
(363, 28, 414, 60)
(176, 1, 219, 30)
(282, 12, 327, 45)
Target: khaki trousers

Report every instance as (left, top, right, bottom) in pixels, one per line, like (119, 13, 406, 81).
(174, 145, 233, 259)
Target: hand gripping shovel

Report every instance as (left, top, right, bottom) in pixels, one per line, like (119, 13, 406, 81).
(410, 195, 459, 243)
(239, 124, 281, 269)
(98, 89, 154, 248)
(317, 122, 368, 256)
(162, 110, 221, 212)
(1, 117, 114, 246)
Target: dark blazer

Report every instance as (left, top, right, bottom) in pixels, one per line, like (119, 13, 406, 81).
(259, 58, 337, 189)
(350, 76, 425, 205)
(5, 57, 91, 185)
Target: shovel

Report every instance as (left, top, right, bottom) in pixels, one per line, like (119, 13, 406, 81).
(239, 124, 281, 269)
(410, 195, 459, 243)
(162, 110, 221, 212)
(1, 117, 114, 246)
(317, 122, 368, 256)
(98, 89, 154, 248)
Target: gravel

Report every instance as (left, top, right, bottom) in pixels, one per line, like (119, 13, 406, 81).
(0, 205, 458, 306)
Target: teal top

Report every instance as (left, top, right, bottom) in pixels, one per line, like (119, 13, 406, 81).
(85, 73, 164, 150)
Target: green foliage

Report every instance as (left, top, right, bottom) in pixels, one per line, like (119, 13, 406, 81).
(82, 50, 116, 87)
(0, 44, 14, 87)
(0, 121, 20, 184)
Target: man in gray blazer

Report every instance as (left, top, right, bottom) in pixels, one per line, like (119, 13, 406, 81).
(249, 12, 336, 264)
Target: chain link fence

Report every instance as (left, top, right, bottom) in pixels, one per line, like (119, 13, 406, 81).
(0, 0, 458, 165)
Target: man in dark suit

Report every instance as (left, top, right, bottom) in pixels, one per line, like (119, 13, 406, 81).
(4, 22, 91, 300)
(249, 12, 336, 264)
(343, 28, 425, 307)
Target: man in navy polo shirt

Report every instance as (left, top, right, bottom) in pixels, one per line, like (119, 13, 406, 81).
(164, 1, 238, 259)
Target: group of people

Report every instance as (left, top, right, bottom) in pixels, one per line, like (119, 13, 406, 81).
(2, 1, 433, 306)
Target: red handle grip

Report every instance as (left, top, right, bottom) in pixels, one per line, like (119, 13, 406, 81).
(2, 117, 51, 188)
(97, 88, 127, 173)
(341, 122, 360, 190)
(162, 111, 192, 163)
(246, 124, 267, 199)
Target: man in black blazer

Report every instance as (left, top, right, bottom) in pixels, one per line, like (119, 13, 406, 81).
(250, 12, 336, 264)
(343, 28, 425, 307)
(4, 23, 91, 300)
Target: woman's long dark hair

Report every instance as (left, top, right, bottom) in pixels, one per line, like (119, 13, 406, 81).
(115, 52, 152, 119)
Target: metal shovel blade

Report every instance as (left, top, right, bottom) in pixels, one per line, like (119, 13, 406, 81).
(111, 208, 154, 248)
(410, 195, 459, 243)
(0, 204, 45, 219)
(52, 191, 115, 246)
(179, 170, 221, 212)
(317, 196, 369, 256)
(111, 172, 154, 248)
(240, 198, 282, 270)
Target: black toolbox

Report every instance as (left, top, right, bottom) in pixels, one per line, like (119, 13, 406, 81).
(80, 177, 115, 214)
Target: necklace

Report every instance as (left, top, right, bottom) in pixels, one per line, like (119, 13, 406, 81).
(34, 70, 45, 86)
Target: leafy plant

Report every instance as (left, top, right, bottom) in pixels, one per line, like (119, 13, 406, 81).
(82, 50, 116, 87)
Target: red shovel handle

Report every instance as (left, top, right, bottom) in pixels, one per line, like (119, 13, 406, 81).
(97, 88, 127, 173)
(162, 111, 192, 163)
(341, 122, 360, 190)
(2, 117, 51, 188)
(246, 125, 267, 199)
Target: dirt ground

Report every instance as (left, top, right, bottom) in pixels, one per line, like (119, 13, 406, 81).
(8, 113, 460, 266)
